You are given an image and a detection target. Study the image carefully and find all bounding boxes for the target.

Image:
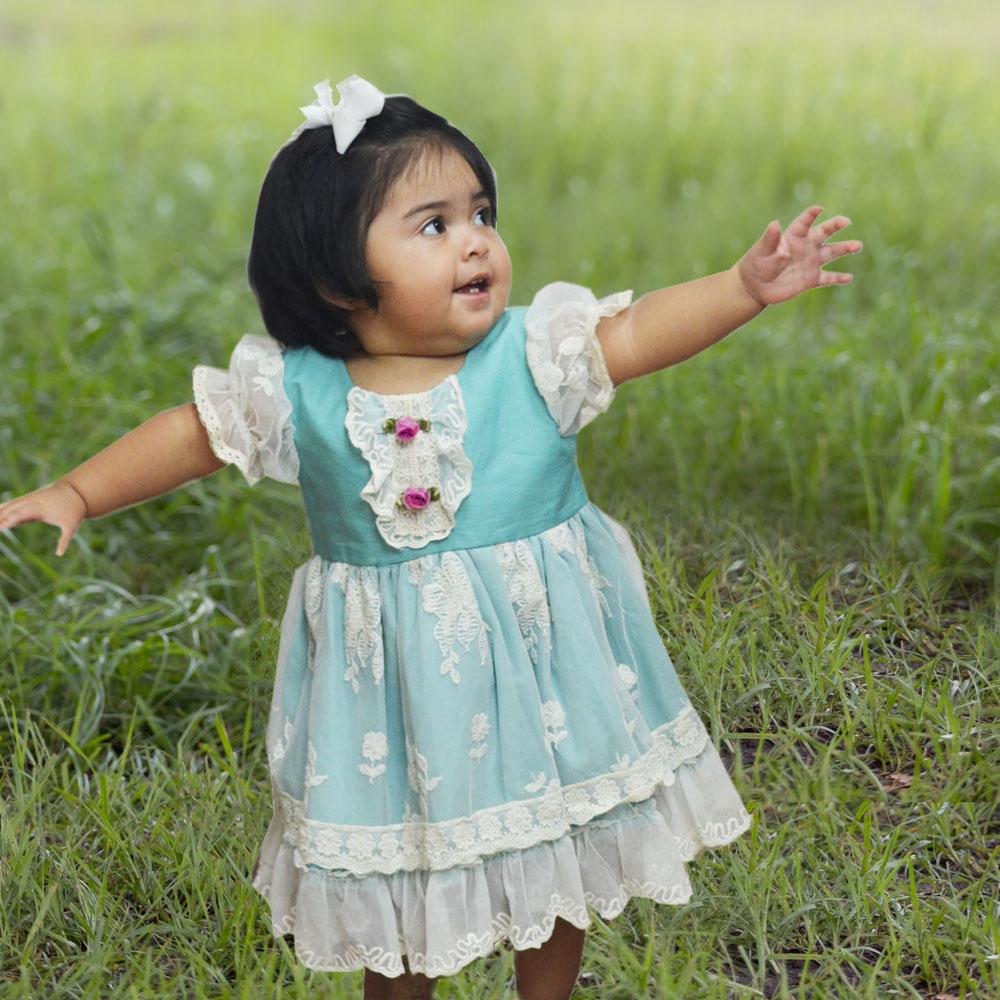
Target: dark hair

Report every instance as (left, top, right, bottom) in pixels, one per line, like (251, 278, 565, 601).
(246, 93, 498, 361)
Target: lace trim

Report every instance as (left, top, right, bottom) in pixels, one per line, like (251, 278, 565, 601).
(271, 899, 679, 978)
(524, 282, 633, 436)
(252, 767, 755, 977)
(257, 807, 753, 975)
(192, 366, 250, 472)
(258, 895, 594, 970)
(192, 333, 299, 486)
(275, 703, 710, 875)
(343, 377, 473, 550)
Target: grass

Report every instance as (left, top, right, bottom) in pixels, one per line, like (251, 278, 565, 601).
(1, 0, 998, 996)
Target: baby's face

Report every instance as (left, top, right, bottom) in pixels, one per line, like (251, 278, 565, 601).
(356, 145, 512, 359)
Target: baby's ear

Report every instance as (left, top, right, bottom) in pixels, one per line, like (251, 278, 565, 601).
(317, 284, 364, 310)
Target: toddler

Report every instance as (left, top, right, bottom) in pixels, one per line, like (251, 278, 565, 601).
(0, 74, 861, 1000)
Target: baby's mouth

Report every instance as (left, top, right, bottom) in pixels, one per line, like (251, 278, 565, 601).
(455, 278, 490, 294)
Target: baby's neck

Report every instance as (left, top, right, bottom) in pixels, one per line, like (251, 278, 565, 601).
(344, 351, 468, 395)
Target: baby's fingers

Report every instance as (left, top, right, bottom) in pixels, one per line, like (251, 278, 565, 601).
(0, 498, 40, 531)
(816, 268, 854, 287)
(820, 239, 864, 263)
(55, 523, 79, 558)
(786, 205, 825, 239)
(0, 495, 81, 557)
(812, 214, 853, 243)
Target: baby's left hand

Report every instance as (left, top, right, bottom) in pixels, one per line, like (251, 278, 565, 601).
(734, 206, 863, 307)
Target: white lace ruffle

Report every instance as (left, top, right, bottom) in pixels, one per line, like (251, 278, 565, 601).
(251, 738, 754, 977)
(271, 703, 712, 875)
(192, 333, 299, 486)
(343, 378, 473, 550)
(525, 282, 633, 437)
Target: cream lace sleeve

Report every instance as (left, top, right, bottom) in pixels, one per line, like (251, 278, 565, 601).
(524, 281, 633, 437)
(192, 333, 299, 486)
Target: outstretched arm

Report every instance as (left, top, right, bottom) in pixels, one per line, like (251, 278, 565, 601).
(0, 403, 225, 557)
(596, 206, 863, 386)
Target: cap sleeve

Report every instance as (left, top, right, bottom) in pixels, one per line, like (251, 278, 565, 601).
(192, 333, 299, 486)
(524, 281, 633, 436)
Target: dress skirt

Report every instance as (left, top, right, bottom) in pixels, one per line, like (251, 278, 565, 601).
(250, 501, 754, 977)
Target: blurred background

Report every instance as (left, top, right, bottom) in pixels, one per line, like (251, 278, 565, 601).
(2, 0, 998, 576)
(1, 1, 998, 997)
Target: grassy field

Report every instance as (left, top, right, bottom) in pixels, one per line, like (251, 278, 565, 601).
(1, 0, 998, 996)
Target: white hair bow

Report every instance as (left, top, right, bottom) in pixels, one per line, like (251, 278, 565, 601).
(298, 74, 386, 154)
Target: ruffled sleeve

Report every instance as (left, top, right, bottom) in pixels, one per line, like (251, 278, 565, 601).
(524, 281, 633, 436)
(192, 333, 299, 486)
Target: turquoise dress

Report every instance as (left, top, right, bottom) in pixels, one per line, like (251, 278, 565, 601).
(193, 281, 753, 979)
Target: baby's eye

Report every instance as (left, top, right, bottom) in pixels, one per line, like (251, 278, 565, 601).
(420, 217, 446, 236)
(474, 206, 494, 226)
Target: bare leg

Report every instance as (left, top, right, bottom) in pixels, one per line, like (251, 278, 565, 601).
(514, 916, 586, 1000)
(364, 955, 438, 999)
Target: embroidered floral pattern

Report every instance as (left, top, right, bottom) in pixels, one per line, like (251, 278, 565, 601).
(617, 663, 640, 704)
(303, 556, 324, 664)
(616, 663, 641, 738)
(496, 540, 552, 664)
(407, 555, 433, 586)
(420, 552, 491, 684)
(274, 703, 717, 875)
(469, 713, 490, 762)
(524, 771, 561, 796)
(303, 740, 330, 794)
(406, 737, 443, 818)
(269, 715, 294, 768)
(305, 557, 385, 694)
(344, 380, 472, 550)
(541, 699, 569, 749)
(273, 506, 753, 880)
(359, 731, 388, 784)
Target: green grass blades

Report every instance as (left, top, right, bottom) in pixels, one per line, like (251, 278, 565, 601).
(1, 0, 998, 996)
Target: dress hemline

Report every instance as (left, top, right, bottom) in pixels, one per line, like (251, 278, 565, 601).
(249, 737, 754, 978)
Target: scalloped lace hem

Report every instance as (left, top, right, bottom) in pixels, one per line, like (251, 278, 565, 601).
(250, 740, 754, 977)
(267, 703, 718, 875)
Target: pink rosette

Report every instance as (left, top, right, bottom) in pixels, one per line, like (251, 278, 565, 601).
(402, 487, 430, 510)
(394, 416, 420, 441)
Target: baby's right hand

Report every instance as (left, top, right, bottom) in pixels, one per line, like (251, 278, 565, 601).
(0, 479, 88, 558)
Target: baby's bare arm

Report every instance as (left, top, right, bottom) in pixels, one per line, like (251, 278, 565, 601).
(596, 266, 764, 387)
(0, 403, 226, 556)
(596, 207, 861, 387)
(61, 403, 225, 518)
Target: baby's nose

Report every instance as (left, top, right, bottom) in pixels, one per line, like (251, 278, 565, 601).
(464, 227, 489, 255)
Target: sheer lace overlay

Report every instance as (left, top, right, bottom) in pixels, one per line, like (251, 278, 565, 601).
(525, 282, 634, 436)
(192, 333, 299, 486)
